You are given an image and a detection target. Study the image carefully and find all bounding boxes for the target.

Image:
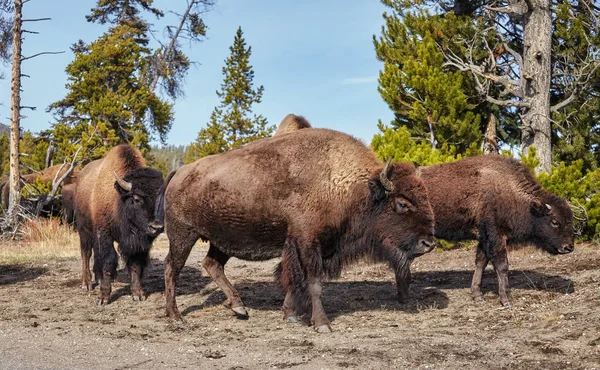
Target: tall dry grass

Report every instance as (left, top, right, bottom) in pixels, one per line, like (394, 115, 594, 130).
(0, 218, 79, 264)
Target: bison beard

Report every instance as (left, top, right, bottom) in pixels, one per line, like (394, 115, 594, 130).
(155, 128, 435, 333)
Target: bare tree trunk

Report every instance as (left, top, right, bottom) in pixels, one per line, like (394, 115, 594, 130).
(482, 114, 498, 155)
(7, 0, 22, 228)
(426, 112, 437, 149)
(521, 0, 552, 173)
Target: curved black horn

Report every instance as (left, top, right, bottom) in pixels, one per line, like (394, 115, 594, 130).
(379, 157, 394, 192)
(113, 171, 132, 192)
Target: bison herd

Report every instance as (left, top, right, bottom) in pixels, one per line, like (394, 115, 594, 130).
(25, 114, 575, 333)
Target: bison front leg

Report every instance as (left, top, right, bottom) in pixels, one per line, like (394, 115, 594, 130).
(470, 243, 489, 301)
(394, 259, 412, 303)
(164, 232, 197, 322)
(96, 232, 118, 305)
(127, 252, 149, 302)
(202, 243, 248, 318)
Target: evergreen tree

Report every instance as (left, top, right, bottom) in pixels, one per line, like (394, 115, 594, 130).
(379, 0, 600, 172)
(47, 23, 173, 158)
(374, 10, 486, 154)
(186, 27, 273, 163)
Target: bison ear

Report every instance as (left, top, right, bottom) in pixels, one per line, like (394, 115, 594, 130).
(369, 178, 388, 202)
(530, 200, 547, 217)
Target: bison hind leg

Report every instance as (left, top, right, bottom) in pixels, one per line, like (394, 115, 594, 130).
(202, 243, 248, 318)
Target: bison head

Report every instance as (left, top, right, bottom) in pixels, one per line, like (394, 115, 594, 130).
(368, 159, 436, 259)
(529, 197, 574, 254)
(114, 168, 165, 246)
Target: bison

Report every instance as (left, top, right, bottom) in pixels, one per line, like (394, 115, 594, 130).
(60, 183, 76, 226)
(1, 164, 79, 210)
(272, 114, 313, 137)
(418, 155, 574, 307)
(75, 144, 164, 305)
(153, 128, 435, 332)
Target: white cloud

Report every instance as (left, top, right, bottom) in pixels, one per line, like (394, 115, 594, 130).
(341, 76, 378, 85)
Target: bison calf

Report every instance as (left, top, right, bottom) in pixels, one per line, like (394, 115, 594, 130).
(75, 144, 164, 305)
(419, 155, 574, 307)
(153, 128, 435, 332)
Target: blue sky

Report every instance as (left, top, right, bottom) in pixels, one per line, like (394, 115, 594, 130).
(0, 0, 394, 147)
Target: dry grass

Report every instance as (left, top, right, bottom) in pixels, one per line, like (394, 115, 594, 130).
(0, 219, 79, 264)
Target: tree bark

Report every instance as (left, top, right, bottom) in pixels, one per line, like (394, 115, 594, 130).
(7, 0, 22, 228)
(521, 0, 552, 173)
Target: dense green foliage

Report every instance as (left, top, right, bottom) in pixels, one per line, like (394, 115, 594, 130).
(186, 27, 273, 163)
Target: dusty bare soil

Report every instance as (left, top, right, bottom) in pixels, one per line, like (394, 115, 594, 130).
(0, 239, 599, 370)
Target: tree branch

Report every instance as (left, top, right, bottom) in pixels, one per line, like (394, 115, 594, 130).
(20, 50, 64, 61)
(21, 17, 51, 22)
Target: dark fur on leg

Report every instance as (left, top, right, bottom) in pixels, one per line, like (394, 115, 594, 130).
(274, 238, 311, 315)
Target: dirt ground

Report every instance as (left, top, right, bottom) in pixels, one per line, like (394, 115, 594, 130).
(0, 237, 599, 370)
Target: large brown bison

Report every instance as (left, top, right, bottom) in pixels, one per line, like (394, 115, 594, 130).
(272, 114, 312, 136)
(153, 128, 435, 332)
(60, 183, 76, 226)
(419, 155, 574, 307)
(75, 144, 163, 305)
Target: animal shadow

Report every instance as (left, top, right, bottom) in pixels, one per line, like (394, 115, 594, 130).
(186, 279, 449, 320)
(0, 264, 47, 285)
(413, 269, 575, 295)
(111, 258, 209, 302)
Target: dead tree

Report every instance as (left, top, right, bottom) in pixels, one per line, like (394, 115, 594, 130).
(3, 0, 63, 231)
(481, 114, 499, 154)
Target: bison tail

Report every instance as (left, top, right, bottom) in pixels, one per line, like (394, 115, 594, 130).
(274, 238, 311, 314)
(150, 169, 177, 233)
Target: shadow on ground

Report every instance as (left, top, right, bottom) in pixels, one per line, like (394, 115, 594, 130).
(0, 265, 47, 285)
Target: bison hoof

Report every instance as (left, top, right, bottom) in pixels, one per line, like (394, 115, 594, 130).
(315, 324, 332, 334)
(232, 306, 249, 318)
(286, 316, 301, 324)
(132, 296, 145, 302)
(96, 298, 109, 306)
(472, 296, 484, 302)
(502, 302, 512, 309)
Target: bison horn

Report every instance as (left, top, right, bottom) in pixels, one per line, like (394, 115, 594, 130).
(545, 204, 552, 211)
(113, 171, 132, 192)
(379, 157, 395, 193)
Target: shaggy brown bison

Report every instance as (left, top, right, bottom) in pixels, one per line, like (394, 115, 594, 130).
(1, 164, 79, 210)
(60, 183, 76, 226)
(75, 144, 163, 305)
(272, 114, 312, 136)
(153, 128, 435, 332)
(419, 155, 574, 307)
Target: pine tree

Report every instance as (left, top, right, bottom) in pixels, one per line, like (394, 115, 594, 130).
(47, 23, 173, 158)
(379, 0, 600, 173)
(186, 27, 273, 163)
(374, 9, 487, 154)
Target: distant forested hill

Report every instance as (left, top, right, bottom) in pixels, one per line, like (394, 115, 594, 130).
(150, 144, 186, 175)
(0, 123, 9, 136)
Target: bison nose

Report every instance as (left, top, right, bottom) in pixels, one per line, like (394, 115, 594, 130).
(148, 221, 164, 236)
(558, 243, 574, 254)
(418, 239, 435, 253)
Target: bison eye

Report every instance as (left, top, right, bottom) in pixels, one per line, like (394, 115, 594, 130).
(395, 200, 409, 214)
(133, 194, 144, 205)
(551, 219, 560, 228)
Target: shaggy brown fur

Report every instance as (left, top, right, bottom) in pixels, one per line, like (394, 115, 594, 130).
(60, 183, 76, 226)
(154, 128, 435, 332)
(419, 155, 574, 307)
(75, 144, 163, 305)
(272, 114, 313, 137)
(1, 165, 79, 210)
